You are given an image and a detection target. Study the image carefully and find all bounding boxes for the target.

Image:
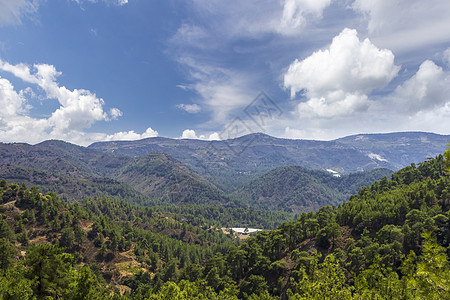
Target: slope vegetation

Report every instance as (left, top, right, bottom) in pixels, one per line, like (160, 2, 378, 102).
(234, 166, 393, 212)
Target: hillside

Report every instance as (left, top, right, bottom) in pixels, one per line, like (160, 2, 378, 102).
(115, 152, 235, 206)
(1, 148, 449, 299)
(336, 132, 449, 169)
(0, 142, 233, 207)
(233, 166, 393, 213)
(0, 164, 152, 205)
(0, 180, 238, 298)
(89, 132, 450, 192)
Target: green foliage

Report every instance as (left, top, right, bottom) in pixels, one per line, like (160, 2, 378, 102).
(0, 238, 16, 271)
(0, 151, 449, 299)
(445, 142, 450, 173)
(24, 243, 74, 298)
(234, 166, 393, 213)
(60, 227, 75, 249)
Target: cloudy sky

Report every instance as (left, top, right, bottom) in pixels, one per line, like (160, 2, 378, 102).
(0, 0, 449, 145)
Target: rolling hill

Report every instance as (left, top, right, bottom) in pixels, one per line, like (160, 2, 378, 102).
(233, 166, 393, 213)
(89, 131, 450, 191)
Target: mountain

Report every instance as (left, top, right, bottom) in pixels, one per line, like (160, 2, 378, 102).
(89, 131, 450, 191)
(0, 180, 238, 298)
(0, 141, 235, 207)
(1, 148, 448, 299)
(187, 152, 450, 299)
(1, 131, 448, 210)
(0, 164, 151, 204)
(114, 152, 235, 206)
(336, 131, 449, 169)
(233, 166, 393, 213)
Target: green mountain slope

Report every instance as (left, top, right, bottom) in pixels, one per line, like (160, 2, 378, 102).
(0, 164, 152, 204)
(89, 132, 450, 192)
(233, 166, 393, 212)
(115, 153, 236, 206)
(172, 152, 449, 299)
(0, 180, 238, 298)
(0, 149, 449, 299)
(0, 142, 233, 207)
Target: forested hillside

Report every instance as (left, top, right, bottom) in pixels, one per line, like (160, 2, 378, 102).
(90, 132, 450, 191)
(0, 139, 398, 214)
(115, 153, 233, 206)
(233, 166, 393, 212)
(1, 147, 449, 299)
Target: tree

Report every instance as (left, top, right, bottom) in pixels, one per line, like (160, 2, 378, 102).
(60, 227, 75, 249)
(241, 275, 269, 299)
(24, 243, 74, 298)
(408, 233, 450, 299)
(0, 218, 14, 242)
(444, 143, 450, 173)
(0, 267, 34, 299)
(68, 265, 105, 300)
(0, 238, 16, 270)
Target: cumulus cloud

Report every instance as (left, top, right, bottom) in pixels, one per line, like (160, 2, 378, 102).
(0, 77, 28, 118)
(277, 57, 450, 140)
(284, 28, 400, 118)
(176, 103, 201, 114)
(102, 127, 158, 141)
(181, 129, 198, 139)
(353, 0, 450, 51)
(280, 0, 331, 35)
(109, 107, 123, 120)
(180, 129, 219, 140)
(0, 58, 158, 145)
(0, 60, 120, 133)
(0, 0, 37, 26)
(392, 60, 450, 113)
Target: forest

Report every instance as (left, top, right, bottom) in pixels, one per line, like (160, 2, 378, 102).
(0, 146, 449, 299)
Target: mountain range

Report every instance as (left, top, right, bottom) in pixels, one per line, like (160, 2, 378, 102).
(90, 131, 449, 190)
(0, 131, 448, 213)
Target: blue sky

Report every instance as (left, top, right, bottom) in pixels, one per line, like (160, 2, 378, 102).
(0, 0, 449, 145)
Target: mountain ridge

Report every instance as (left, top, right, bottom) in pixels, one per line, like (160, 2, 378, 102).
(89, 131, 449, 191)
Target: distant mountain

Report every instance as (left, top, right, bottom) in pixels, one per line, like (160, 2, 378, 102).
(89, 131, 449, 192)
(0, 163, 151, 204)
(115, 152, 235, 206)
(0, 141, 234, 207)
(233, 166, 393, 213)
(336, 132, 449, 169)
(1, 131, 447, 211)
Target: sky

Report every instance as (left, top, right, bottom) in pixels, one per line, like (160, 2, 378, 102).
(0, 0, 449, 146)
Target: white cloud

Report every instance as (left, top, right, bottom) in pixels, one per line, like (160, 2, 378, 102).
(0, 0, 37, 26)
(181, 129, 198, 139)
(353, 0, 450, 51)
(392, 60, 450, 113)
(444, 47, 450, 67)
(102, 127, 158, 141)
(280, 0, 331, 35)
(0, 76, 28, 118)
(276, 57, 450, 140)
(73, 0, 128, 6)
(0, 60, 121, 134)
(177, 58, 256, 123)
(0, 58, 159, 146)
(109, 107, 123, 120)
(176, 103, 201, 114)
(284, 28, 400, 118)
(180, 129, 219, 140)
(184, 0, 331, 38)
